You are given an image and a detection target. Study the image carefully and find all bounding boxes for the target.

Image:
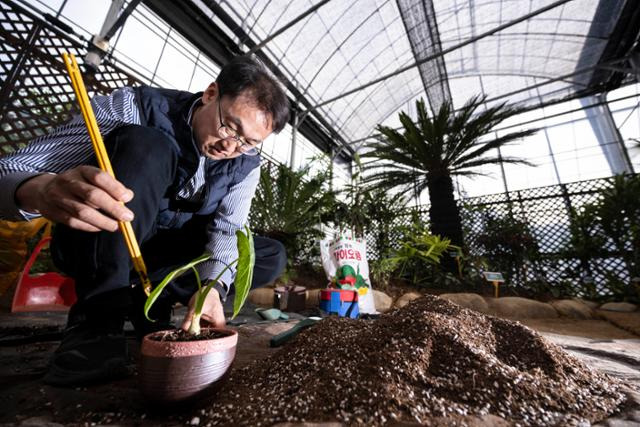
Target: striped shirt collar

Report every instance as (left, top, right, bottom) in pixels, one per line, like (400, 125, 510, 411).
(186, 97, 206, 159)
(186, 97, 201, 126)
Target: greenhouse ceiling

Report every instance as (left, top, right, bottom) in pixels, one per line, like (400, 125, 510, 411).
(145, 0, 640, 156)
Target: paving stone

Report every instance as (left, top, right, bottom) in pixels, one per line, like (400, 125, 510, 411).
(440, 292, 490, 313)
(551, 299, 595, 319)
(573, 297, 600, 309)
(597, 310, 640, 336)
(488, 296, 558, 319)
(393, 291, 422, 308)
(372, 290, 393, 313)
(600, 302, 638, 313)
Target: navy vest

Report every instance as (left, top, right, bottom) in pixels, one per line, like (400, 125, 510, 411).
(134, 86, 260, 228)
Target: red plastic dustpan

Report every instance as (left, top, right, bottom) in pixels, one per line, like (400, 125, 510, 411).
(11, 236, 77, 312)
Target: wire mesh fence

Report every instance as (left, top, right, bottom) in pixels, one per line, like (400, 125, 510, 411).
(0, 0, 140, 153)
(363, 176, 635, 296)
(461, 178, 629, 295)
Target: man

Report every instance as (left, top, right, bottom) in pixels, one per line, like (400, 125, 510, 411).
(0, 55, 289, 386)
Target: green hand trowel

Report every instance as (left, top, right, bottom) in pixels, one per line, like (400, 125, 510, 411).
(255, 307, 290, 321)
(269, 317, 321, 347)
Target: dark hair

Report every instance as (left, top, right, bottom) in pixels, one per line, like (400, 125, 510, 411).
(216, 55, 290, 133)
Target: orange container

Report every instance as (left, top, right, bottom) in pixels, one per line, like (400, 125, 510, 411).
(11, 237, 76, 312)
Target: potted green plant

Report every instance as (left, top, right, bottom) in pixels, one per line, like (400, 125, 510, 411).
(139, 226, 255, 404)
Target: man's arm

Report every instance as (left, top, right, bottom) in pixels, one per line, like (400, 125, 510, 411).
(0, 87, 140, 230)
(180, 164, 260, 331)
(15, 167, 134, 232)
(198, 165, 261, 299)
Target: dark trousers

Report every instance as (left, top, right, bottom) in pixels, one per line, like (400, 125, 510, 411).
(50, 125, 285, 318)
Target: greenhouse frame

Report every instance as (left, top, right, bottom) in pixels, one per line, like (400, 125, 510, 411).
(0, 0, 639, 424)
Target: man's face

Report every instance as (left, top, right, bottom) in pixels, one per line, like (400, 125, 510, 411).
(192, 82, 274, 160)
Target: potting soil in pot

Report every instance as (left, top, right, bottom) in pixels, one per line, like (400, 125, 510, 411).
(197, 295, 625, 426)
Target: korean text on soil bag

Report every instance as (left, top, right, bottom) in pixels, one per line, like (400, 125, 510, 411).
(320, 235, 376, 314)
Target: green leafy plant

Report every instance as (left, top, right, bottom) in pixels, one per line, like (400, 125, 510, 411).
(397, 232, 457, 265)
(329, 155, 373, 237)
(390, 224, 460, 287)
(331, 185, 409, 257)
(365, 188, 410, 258)
(475, 208, 542, 286)
(143, 226, 255, 336)
(369, 257, 401, 290)
(597, 174, 640, 281)
(558, 205, 608, 299)
(558, 175, 640, 303)
(329, 155, 409, 255)
(522, 278, 577, 300)
(251, 161, 337, 271)
(602, 271, 634, 302)
(363, 95, 538, 251)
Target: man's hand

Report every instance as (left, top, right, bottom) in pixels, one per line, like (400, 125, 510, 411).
(181, 287, 226, 331)
(15, 166, 134, 232)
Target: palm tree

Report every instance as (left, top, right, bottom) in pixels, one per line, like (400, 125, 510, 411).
(363, 95, 537, 249)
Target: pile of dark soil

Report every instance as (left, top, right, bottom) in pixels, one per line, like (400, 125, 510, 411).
(194, 295, 625, 426)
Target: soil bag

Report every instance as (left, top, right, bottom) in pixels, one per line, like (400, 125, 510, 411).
(320, 235, 376, 314)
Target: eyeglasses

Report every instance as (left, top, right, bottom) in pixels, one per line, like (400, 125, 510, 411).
(217, 99, 260, 156)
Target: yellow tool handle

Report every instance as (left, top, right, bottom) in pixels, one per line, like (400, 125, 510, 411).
(62, 52, 152, 296)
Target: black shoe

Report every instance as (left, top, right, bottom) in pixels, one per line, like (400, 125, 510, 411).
(43, 321, 130, 387)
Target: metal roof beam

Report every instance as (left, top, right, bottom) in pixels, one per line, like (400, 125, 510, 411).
(248, 0, 332, 55)
(582, 0, 640, 89)
(310, 0, 574, 110)
(350, 59, 639, 143)
(483, 56, 630, 105)
(84, 0, 142, 71)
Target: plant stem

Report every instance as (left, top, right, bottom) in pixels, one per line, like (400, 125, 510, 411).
(189, 312, 202, 335)
(189, 259, 239, 336)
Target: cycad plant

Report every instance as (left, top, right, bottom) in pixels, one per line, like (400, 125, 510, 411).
(251, 161, 337, 269)
(363, 96, 537, 248)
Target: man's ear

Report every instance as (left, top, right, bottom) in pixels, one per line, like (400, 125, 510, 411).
(202, 82, 218, 104)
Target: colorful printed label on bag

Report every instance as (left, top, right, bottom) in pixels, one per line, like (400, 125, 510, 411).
(320, 237, 377, 314)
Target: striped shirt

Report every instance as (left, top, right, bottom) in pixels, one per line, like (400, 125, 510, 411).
(0, 86, 260, 294)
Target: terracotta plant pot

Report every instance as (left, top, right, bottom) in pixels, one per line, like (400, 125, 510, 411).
(139, 328, 238, 404)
